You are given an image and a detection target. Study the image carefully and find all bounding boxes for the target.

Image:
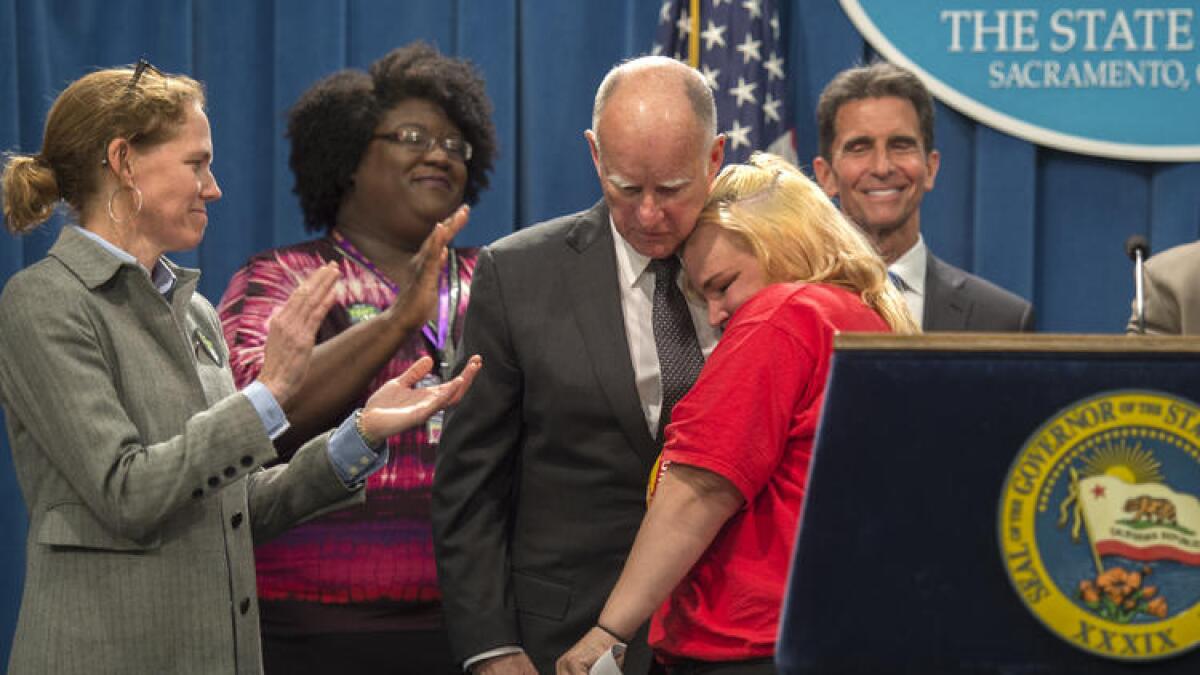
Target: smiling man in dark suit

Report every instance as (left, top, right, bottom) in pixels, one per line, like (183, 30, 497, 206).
(432, 56, 725, 675)
(813, 62, 1033, 332)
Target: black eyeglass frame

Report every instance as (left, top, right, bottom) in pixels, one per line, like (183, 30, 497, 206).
(101, 58, 167, 166)
(371, 126, 473, 163)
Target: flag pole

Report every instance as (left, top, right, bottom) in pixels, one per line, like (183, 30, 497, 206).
(688, 0, 700, 67)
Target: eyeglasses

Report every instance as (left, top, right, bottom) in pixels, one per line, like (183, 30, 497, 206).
(372, 126, 473, 162)
(126, 57, 164, 94)
(101, 58, 165, 166)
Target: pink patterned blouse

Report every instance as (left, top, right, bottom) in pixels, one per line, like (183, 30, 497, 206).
(217, 236, 477, 633)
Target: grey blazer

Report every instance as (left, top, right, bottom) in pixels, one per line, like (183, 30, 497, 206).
(432, 202, 655, 675)
(1127, 240, 1200, 335)
(0, 227, 360, 675)
(924, 253, 1035, 332)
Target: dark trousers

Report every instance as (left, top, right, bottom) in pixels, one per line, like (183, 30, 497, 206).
(664, 657, 777, 675)
(261, 629, 459, 675)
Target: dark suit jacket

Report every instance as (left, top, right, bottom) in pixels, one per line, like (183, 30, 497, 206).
(433, 202, 656, 675)
(923, 253, 1035, 332)
(0, 227, 359, 674)
(1126, 240, 1200, 335)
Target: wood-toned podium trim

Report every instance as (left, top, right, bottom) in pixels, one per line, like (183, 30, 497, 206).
(834, 332, 1200, 353)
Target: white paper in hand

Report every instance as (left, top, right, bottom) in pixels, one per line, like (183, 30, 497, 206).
(588, 643, 625, 675)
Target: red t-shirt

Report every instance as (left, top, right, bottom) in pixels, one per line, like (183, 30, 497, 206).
(650, 282, 891, 662)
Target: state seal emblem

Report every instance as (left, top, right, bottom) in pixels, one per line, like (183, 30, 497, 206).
(999, 390, 1200, 661)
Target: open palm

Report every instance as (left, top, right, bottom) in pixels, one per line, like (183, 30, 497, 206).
(360, 355, 482, 440)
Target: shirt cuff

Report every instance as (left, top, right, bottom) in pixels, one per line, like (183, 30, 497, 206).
(244, 380, 290, 440)
(327, 411, 389, 488)
(463, 646, 525, 672)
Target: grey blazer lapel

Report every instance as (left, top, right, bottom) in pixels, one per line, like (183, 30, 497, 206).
(49, 227, 204, 397)
(923, 253, 971, 331)
(563, 203, 658, 464)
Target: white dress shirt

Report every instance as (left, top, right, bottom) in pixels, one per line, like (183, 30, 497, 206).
(888, 235, 927, 329)
(610, 218, 719, 438)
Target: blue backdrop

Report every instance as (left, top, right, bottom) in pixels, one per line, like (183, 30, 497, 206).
(1, 0, 1198, 664)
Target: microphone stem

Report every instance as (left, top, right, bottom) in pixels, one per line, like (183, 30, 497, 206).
(1134, 251, 1146, 334)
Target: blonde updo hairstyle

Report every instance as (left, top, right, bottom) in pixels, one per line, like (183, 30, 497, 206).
(2, 64, 205, 234)
(694, 152, 919, 334)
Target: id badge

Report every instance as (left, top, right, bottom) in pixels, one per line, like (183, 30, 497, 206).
(417, 373, 444, 444)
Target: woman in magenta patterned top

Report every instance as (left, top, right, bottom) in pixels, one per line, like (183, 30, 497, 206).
(217, 43, 496, 674)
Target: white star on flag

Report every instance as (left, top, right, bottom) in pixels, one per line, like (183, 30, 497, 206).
(726, 120, 752, 150)
(730, 77, 758, 107)
(701, 20, 727, 50)
(660, 1, 672, 24)
(675, 9, 692, 37)
(735, 33, 761, 64)
(652, 0, 795, 164)
(763, 93, 781, 123)
(764, 52, 785, 81)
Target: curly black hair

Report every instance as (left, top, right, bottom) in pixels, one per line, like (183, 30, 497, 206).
(287, 42, 497, 232)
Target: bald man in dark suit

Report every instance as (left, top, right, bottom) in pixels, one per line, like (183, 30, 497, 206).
(432, 57, 725, 675)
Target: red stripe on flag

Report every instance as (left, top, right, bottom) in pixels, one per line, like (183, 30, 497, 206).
(1096, 540, 1200, 566)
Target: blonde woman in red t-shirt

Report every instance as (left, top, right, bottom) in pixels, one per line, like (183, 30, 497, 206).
(558, 153, 918, 675)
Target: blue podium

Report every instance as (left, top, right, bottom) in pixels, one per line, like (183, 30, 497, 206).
(778, 334, 1200, 675)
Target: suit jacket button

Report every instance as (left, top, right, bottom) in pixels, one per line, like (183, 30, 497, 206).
(240, 455, 254, 467)
(224, 466, 237, 478)
(191, 488, 204, 499)
(207, 476, 220, 487)
(240, 597, 251, 615)
(231, 512, 244, 529)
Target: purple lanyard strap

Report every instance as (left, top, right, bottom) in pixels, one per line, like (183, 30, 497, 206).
(331, 231, 459, 379)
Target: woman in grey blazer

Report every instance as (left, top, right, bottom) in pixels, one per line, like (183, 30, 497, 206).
(0, 62, 479, 675)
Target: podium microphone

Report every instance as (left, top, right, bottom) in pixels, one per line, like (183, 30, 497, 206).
(1125, 235, 1151, 335)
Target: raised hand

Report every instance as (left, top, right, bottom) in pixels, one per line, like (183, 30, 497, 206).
(256, 262, 340, 408)
(358, 354, 481, 441)
(387, 205, 471, 332)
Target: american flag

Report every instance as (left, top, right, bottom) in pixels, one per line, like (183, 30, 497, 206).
(653, 0, 796, 164)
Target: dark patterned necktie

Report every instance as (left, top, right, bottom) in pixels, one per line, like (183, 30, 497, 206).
(650, 256, 705, 441)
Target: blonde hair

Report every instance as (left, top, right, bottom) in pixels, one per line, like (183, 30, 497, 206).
(696, 152, 919, 334)
(2, 64, 205, 234)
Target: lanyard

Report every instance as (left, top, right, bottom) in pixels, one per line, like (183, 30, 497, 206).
(330, 231, 460, 379)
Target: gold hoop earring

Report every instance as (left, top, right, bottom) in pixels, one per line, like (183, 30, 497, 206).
(106, 185, 144, 224)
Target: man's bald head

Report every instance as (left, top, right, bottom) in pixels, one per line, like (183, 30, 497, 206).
(584, 56, 725, 259)
(591, 56, 717, 152)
